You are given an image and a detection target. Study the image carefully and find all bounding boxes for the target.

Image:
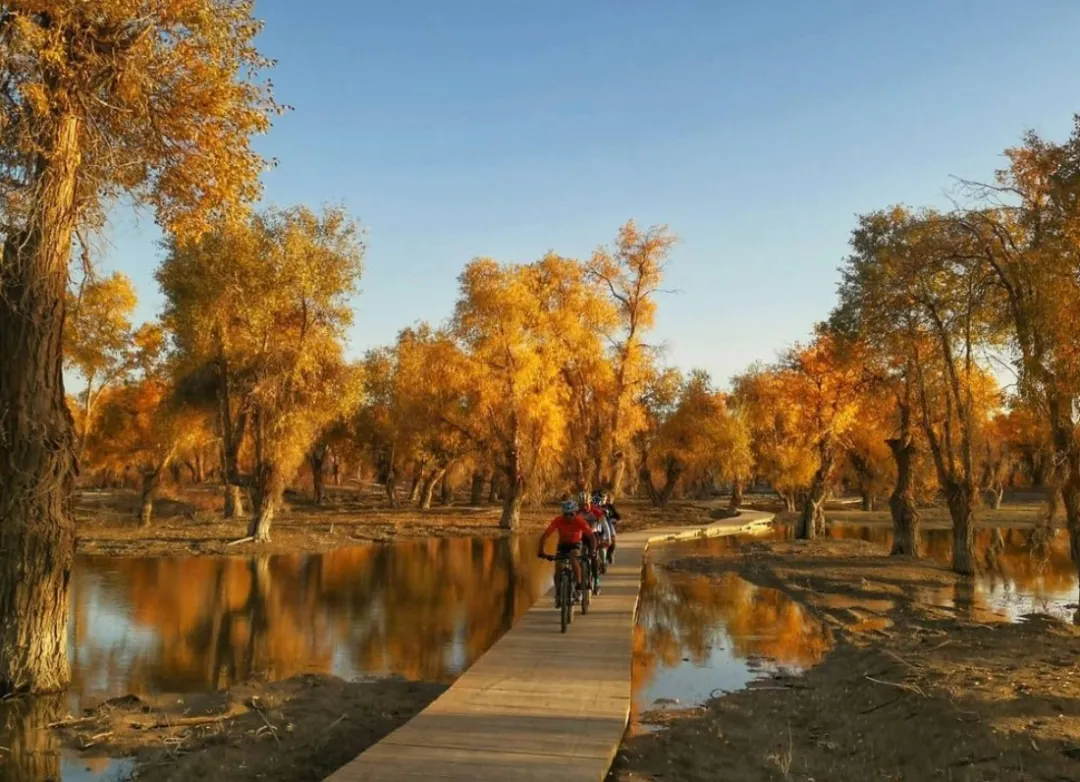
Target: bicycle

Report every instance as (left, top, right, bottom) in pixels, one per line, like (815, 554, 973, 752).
(579, 551, 592, 615)
(541, 552, 580, 632)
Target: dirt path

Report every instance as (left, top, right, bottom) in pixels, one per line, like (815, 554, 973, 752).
(612, 536, 1080, 782)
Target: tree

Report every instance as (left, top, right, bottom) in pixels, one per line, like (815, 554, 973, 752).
(159, 204, 363, 540)
(589, 221, 674, 496)
(841, 388, 896, 512)
(732, 365, 817, 513)
(451, 255, 607, 528)
(64, 271, 138, 454)
(633, 367, 683, 505)
(956, 122, 1080, 566)
(159, 220, 265, 518)
(234, 207, 364, 542)
(837, 207, 1001, 573)
(635, 371, 751, 506)
(834, 209, 930, 556)
(0, 0, 275, 694)
(781, 334, 863, 539)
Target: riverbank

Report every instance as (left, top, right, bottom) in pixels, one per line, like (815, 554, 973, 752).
(74, 484, 734, 557)
(42, 676, 446, 782)
(613, 534, 1080, 782)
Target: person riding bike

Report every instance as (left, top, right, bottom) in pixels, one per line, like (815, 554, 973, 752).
(585, 504, 613, 593)
(537, 500, 597, 607)
(593, 490, 621, 564)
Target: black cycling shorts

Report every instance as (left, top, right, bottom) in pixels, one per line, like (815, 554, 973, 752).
(556, 542, 582, 557)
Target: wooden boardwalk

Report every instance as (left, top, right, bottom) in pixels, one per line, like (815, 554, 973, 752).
(325, 510, 775, 782)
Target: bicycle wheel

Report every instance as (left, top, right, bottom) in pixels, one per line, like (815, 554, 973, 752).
(581, 559, 591, 615)
(559, 572, 570, 633)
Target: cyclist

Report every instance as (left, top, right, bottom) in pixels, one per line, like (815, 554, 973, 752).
(594, 490, 622, 564)
(586, 504, 613, 593)
(537, 500, 597, 607)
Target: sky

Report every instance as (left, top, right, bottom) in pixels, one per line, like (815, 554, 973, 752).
(99, 0, 1080, 387)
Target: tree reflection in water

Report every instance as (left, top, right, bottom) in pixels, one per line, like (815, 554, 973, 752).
(67, 536, 548, 706)
(823, 524, 1078, 621)
(632, 561, 830, 719)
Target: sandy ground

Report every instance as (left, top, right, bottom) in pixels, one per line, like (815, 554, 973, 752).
(611, 535, 1080, 782)
(48, 676, 446, 782)
(73, 483, 732, 557)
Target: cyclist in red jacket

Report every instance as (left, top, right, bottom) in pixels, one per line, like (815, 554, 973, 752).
(537, 500, 597, 606)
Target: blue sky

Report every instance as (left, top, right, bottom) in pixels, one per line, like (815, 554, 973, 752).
(100, 0, 1080, 386)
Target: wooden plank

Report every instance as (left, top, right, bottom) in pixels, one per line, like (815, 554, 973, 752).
(324, 511, 774, 782)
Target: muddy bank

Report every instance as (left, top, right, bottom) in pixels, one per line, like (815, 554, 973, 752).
(74, 485, 727, 557)
(613, 537, 1080, 782)
(46, 675, 445, 782)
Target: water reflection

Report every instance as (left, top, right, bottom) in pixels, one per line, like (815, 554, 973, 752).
(1, 536, 547, 781)
(823, 524, 1079, 622)
(632, 561, 829, 717)
(69, 537, 547, 705)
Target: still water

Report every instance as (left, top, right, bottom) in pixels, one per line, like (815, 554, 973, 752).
(70, 536, 549, 706)
(628, 522, 1080, 720)
(632, 560, 829, 718)
(2, 536, 549, 781)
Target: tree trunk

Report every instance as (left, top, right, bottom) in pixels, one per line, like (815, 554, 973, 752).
(610, 450, 627, 499)
(308, 445, 328, 506)
(226, 484, 245, 518)
(499, 453, 523, 530)
(989, 485, 1004, 510)
(0, 114, 81, 695)
(488, 474, 501, 504)
(419, 467, 446, 510)
(168, 462, 183, 485)
(797, 444, 835, 540)
(384, 467, 398, 507)
(250, 468, 280, 543)
(500, 485, 523, 530)
(469, 470, 486, 506)
(887, 428, 920, 557)
(217, 370, 247, 519)
(407, 462, 424, 503)
(728, 478, 744, 511)
(139, 470, 159, 528)
(440, 472, 452, 506)
(249, 410, 281, 543)
(860, 490, 875, 512)
(944, 481, 976, 575)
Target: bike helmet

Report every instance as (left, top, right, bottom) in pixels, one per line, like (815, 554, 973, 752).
(561, 500, 578, 515)
(591, 490, 605, 504)
(577, 491, 590, 507)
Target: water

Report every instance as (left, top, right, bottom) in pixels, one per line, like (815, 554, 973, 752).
(2, 536, 549, 780)
(630, 522, 1080, 724)
(821, 523, 1080, 622)
(632, 559, 829, 718)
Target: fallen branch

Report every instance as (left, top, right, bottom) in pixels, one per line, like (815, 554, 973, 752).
(882, 649, 920, 669)
(226, 536, 255, 547)
(865, 675, 927, 698)
(129, 714, 228, 730)
(48, 715, 97, 729)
